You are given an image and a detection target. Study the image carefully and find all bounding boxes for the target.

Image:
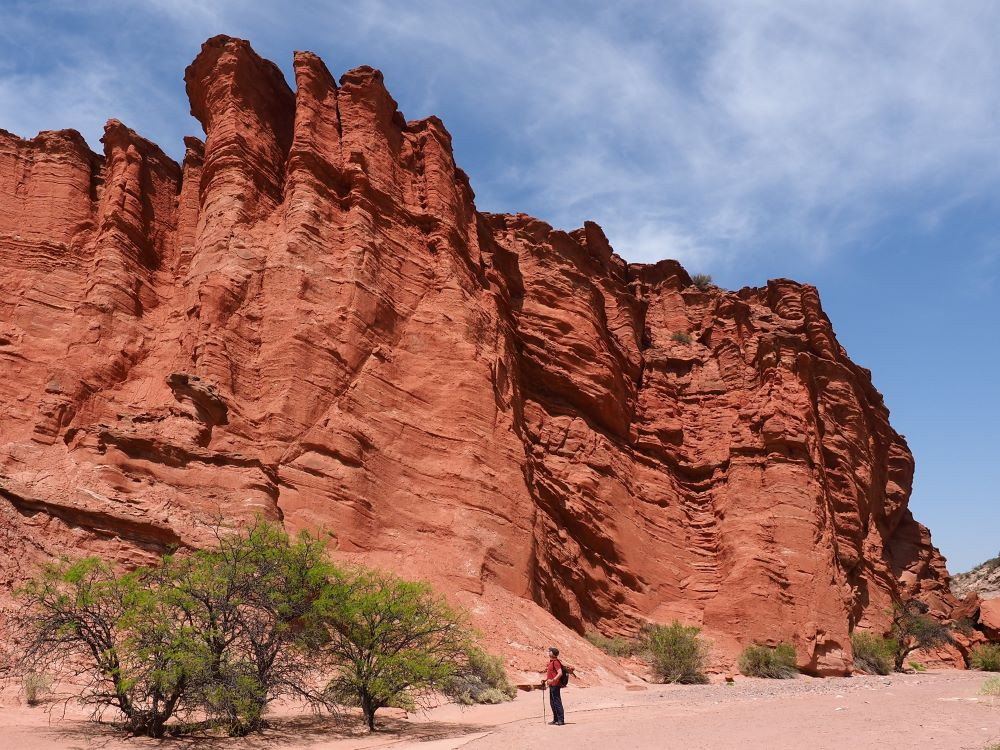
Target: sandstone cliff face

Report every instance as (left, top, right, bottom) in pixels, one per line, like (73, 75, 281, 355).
(0, 36, 968, 676)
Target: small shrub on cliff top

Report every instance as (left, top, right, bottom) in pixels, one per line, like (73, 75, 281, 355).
(585, 631, 638, 658)
(738, 643, 798, 679)
(971, 644, 1000, 672)
(671, 331, 693, 345)
(644, 622, 709, 684)
(851, 632, 896, 675)
(691, 273, 713, 291)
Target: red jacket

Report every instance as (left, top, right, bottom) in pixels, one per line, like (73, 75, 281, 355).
(546, 658, 563, 686)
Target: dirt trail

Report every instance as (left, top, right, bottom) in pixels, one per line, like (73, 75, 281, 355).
(0, 671, 996, 750)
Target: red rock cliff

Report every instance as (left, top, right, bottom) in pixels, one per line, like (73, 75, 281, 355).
(0, 36, 964, 676)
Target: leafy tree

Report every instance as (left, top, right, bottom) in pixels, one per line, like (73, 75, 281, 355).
(163, 520, 333, 735)
(16, 558, 197, 737)
(317, 568, 472, 731)
(888, 599, 952, 671)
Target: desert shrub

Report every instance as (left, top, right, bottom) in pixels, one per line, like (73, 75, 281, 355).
(970, 644, 1000, 672)
(318, 568, 473, 731)
(585, 632, 637, 658)
(22, 671, 52, 706)
(908, 660, 927, 672)
(981, 676, 1000, 696)
(691, 273, 713, 291)
(644, 622, 709, 684)
(738, 643, 798, 679)
(889, 599, 952, 671)
(851, 632, 896, 675)
(671, 331, 693, 345)
(443, 647, 516, 705)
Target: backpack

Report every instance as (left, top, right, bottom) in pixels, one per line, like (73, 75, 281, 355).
(557, 659, 570, 687)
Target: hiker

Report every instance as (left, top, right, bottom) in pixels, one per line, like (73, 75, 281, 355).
(543, 646, 566, 725)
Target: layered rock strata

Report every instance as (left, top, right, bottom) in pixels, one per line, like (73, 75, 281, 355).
(0, 36, 971, 676)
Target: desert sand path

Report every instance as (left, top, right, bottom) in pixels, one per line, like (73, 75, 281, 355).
(0, 671, 996, 750)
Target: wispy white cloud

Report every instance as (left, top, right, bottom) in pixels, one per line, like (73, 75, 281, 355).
(3, 0, 1000, 274)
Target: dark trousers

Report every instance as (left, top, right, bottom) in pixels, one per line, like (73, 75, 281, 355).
(548, 685, 564, 723)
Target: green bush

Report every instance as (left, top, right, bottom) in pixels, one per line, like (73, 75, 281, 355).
(908, 660, 927, 672)
(443, 647, 517, 705)
(970, 644, 1000, 671)
(671, 331, 693, 345)
(643, 622, 709, 684)
(738, 643, 798, 679)
(851, 632, 896, 675)
(691, 273, 713, 291)
(585, 631, 637, 658)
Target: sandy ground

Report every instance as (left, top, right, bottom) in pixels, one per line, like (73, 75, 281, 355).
(0, 670, 997, 750)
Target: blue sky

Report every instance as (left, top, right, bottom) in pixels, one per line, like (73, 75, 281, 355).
(1, 1, 996, 572)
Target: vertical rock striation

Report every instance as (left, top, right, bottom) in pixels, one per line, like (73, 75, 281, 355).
(0, 36, 970, 675)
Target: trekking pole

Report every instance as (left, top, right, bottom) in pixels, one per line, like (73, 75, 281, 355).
(542, 682, 546, 724)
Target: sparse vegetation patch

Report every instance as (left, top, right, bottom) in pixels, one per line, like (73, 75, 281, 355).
(851, 632, 896, 675)
(738, 643, 798, 679)
(585, 631, 638, 658)
(970, 644, 1000, 672)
